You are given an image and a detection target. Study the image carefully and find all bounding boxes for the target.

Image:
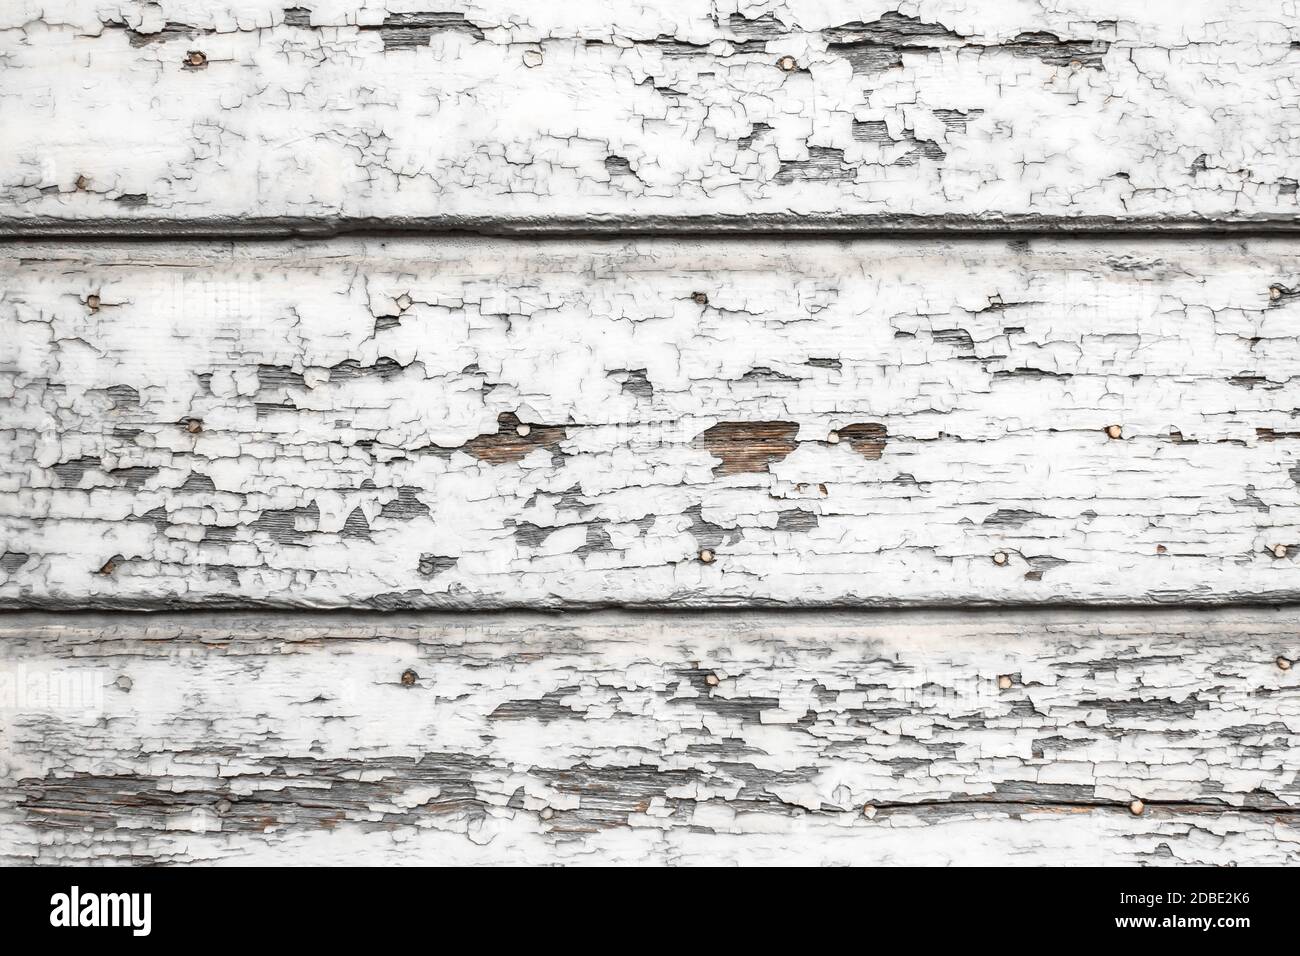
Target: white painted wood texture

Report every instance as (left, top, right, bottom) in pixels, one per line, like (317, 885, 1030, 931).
(5, 0, 1298, 869)
(4, 1, 1300, 232)
(5, 238, 1300, 609)
(2, 610, 1296, 865)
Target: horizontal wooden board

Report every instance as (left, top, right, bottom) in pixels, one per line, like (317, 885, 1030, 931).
(6, 237, 1300, 609)
(2, 609, 1297, 864)
(4, 1, 1300, 232)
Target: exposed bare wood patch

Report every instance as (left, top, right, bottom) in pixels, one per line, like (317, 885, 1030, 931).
(457, 413, 567, 466)
(837, 423, 889, 459)
(700, 421, 800, 475)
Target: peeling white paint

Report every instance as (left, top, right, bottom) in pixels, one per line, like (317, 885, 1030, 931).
(2, 1, 1298, 229)
(4, 238, 1300, 608)
(1, 609, 1296, 865)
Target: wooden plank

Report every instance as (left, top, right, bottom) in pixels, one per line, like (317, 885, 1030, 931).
(6, 237, 1300, 609)
(2, 609, 1297, 864)
(4, 1, 1300, 232)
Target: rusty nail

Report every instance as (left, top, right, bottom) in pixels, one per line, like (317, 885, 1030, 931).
(1278, 656, 1293, 671)
(400, 669, 418, 686)
(997, 675, 1013, 690)
(1273, 543, 1288, 559)
(992, 551, 1008, 566)
(86, 294, 101, 311)
(1156, 544, 1167, 554)
(187, 50, 207, 67)
(705, 673, 719, 687)
(1129, 799, 1145, 815)
(1105, 424, 1123, 439)
(777, 55, 798, 71)
(692, 291, 709, 305)
(698, 548, 715, 564)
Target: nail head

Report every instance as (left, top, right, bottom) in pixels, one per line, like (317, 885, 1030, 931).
(997, 675, 1013, 690)
(515, 423, 531, 437)
(698, 548, 715, 564)
(1129, 799, 1145, 815)
(777, 55, 798, 71)
(400, 669, 418, 686)
(1273, 543, 1288, 559)
(1278, 656, 1293, 671)
(1105, 424, 1123, 439)
(992, 551, 1008, 566)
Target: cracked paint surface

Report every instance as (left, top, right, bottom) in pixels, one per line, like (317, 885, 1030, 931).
(3, 1, 1300, 229)
(1, 610, 1296, 865)
(5, 237, 1300, 608)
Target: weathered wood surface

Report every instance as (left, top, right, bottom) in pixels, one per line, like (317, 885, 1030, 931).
(5, 1, 1300, 233)
(1, 610, 1296, 865)
(6, 237, 1300, 609)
